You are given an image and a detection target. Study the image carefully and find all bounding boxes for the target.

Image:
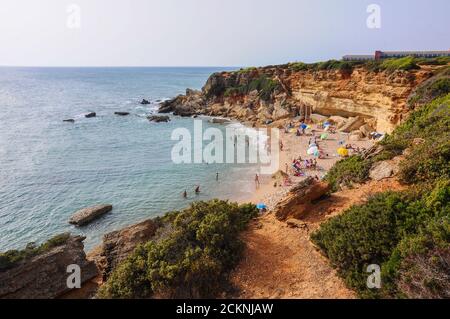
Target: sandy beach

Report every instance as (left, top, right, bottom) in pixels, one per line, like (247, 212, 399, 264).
(241, 123, 374, 208)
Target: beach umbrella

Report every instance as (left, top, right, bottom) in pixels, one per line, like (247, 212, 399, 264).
(320, 133, 329, 140)
(307, 146, 319, 155)
(256, 203, 267, 210)
(337, 147, 349, 157)
(309, 143, 317, 148)
(324, 122, 331, 127)
(314, 150, 320, 157)
(301, 124, 308, 130)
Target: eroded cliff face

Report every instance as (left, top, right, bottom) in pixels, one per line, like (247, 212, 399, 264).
(287, 68, 431, 133)
(159, 64, 435, 133)
(0, 235, 98, 299)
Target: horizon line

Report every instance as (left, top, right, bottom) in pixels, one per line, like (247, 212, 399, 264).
(0, 65, 243, 68)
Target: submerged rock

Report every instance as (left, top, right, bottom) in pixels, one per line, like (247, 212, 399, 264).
(85, 112, 96, 118)
(140, 99, 150, 105)
(148, 115, 170, 123)
(114, 112, 130, 116)
(209, 118, 230, 124)
(63, 119, 75, 123)
(0, 234, 98, 299)
(69, 204, 113, 226)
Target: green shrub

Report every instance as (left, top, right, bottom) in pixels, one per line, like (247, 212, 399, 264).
(373, 94, 449, 184)
(223, 75, 281, 101)
(237, 67, 257, 75)
(311, 180, 450, 298)
(324, 156, 372, 192)
(380, 57, 420, 72)
(97, 200, 258, 299)
(0, 233, 71, 271)
(416, 56, 450, 66)
(289, 62, 310, 71)
(399, 136, 450, 184)
(408, 68, 450, 107)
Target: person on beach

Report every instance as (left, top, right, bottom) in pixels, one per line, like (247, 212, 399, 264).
(216, 172, 219, 181)
(195, 186, 200, 194)
(279, 140, 284, 151)
(285, 163, 289, 174)
(183, 190, 187, 198)
(255, 174, 260, 189)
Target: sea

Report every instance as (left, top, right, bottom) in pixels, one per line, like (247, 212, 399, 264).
(0, 67, 265, 251)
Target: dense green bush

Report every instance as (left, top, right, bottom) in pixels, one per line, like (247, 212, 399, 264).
(97, 200, 258, 299)
(380, 57, 420, 72)
(324, 156, 372, 192)
(0, 233, 71, 271)
(223, 75, 281, 101)
(311, 180, 450, 298)
(408, 67, 450, 108)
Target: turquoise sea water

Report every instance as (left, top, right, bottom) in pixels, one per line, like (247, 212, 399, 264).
(0, 67, 261, 251)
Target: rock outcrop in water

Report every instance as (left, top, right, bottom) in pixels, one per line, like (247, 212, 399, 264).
(69, 204, 113, 226)
(159, 64, 435, 133)
(114, 112, 130, 116)
(148, 115, 171, 123)
(0, 235, 98, 299)
(85, 112, 96, 118)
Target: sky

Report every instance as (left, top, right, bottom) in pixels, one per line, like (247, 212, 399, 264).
(0, 0, 448, 67)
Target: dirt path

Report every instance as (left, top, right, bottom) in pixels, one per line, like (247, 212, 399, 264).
(231, 179, 404, 299)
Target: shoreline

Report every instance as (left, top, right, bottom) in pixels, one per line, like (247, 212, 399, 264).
(84, 116, 374, 256)
(237, 121, 374, 208)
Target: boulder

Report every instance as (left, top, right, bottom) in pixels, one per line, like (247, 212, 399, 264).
(369, 160, 400, 181)
(209, 118, 230, 124)
(310, 113, 328, 123)
(339, 116, 365, 133)
(63, 119, 75, 123)
(0, 234, 98, 299)
(99, 219, 160, 280)
(148, 115, 170, 123)
(286, 219, 308, 229)
(69, 204, 113, 226)
(85, 112, 96, 118)
(158, 90, 205, 117)
(140, 99, 151, 105)
(274, 177, 330, 221)
(114, 112, 130, 116)
(349, 130, 364, 141)
(359, 124, 374, 137)
(328, 116, 347, 129)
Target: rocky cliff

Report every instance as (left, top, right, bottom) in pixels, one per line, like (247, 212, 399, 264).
(159, 63, 436, 133)
(0, 235, 98, 299)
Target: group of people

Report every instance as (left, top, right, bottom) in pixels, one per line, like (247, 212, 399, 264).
(182, 186, 201, 198)
(289, 157, 319, 177)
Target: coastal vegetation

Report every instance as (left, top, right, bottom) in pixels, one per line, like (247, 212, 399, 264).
(97, 200, 258, 299)
(0, 233, 71, 271)
(289, 56, 449, 75)
(224, 74, 281, 101)
(312, 91, 450, 298)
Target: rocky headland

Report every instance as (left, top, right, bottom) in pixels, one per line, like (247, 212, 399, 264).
(158, 63, 436, 133)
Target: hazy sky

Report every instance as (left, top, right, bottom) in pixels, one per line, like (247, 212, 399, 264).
(0, 0, 448, 66)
